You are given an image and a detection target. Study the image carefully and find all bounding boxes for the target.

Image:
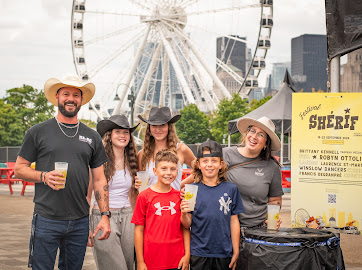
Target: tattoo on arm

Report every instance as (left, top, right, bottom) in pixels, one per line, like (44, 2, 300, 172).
(95, 191, 101, 201)
(103, 194, 109, 211)
(103, 185, 109, 191)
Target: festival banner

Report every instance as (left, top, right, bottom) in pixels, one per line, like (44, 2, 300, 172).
(291, 93, 362, 232)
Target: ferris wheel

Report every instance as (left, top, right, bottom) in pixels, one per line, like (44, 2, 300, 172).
(71, 0, 273, 120)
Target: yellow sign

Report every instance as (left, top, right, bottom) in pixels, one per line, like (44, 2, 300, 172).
(291, 93, 362, 231)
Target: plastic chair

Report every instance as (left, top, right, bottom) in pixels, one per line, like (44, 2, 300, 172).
(281, 169, 291, 192)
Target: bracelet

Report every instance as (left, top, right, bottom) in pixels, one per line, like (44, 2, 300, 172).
(43, 172, 48, 185)
(40, 172, 44, 183)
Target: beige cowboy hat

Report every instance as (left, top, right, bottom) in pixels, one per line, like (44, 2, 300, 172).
(44, 74, 95, 106)
(237, 116, 281, 151)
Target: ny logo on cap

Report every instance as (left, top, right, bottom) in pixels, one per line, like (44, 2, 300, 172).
(154, 201, 176, 216)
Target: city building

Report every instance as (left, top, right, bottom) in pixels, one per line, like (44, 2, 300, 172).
(134, 42, 184, 112)
(217, 36, 248, 77)
(271, 62, 291, 91)
(291, 34, 328, 92)
(216, 60, 244, 95)
(248, 88, 265, 102)
(341, 48, 362, 92)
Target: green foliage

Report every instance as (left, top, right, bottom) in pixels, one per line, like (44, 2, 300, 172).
(0, 85, 55, 146)
(210, 94, 250, 144)
(80, 119, 96, 129)
(175, 104, 211, 144)
(0, 100, 24, 146)
(249, 96, 272, 111)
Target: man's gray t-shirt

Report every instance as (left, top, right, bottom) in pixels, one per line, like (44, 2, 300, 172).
(18, 118, 107, 220)
(223, 146, 283, 227)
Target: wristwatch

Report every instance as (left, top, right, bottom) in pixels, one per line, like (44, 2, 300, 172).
(100, 211, 111, 218)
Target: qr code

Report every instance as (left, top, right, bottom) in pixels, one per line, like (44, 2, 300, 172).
(328, 194, 337, 204)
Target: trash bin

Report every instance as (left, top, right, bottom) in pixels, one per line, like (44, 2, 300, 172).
(238, 228, 345, 270)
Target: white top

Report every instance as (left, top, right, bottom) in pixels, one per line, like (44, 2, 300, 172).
(93, 169, 132, 209)
(146, 160, 183, 190)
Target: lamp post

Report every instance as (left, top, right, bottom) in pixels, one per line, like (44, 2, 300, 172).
(114, 84, 135, 126)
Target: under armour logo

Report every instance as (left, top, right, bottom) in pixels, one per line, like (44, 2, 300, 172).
(154, 201, 176, 216)
(219, 196, 232, 215)
(255, 168, 264, 176)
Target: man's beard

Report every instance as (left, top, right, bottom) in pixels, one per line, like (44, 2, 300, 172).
(58, 101, 81, 118)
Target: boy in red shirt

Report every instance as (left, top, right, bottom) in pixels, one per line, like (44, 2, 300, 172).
(132, 150, 190, 270)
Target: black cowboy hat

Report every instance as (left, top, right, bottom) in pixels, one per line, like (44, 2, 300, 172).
(138, 107, 181, 125)
(97, 115, 139, 138)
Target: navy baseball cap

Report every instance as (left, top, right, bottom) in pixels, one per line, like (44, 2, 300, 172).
(196, 140, 223, 158)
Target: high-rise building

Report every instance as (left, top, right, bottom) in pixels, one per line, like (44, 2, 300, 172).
(216, 60, 244, 95)
(217, 36, 247, 77)
(271, 62, 291, 90)
(341, 48, 362, 92)
(291, 34, 327, 92)
(134, 42, 183, 111)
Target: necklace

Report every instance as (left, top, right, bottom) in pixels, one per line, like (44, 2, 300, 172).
(55, 117, 80, 138)
(58, 120, 79, 129)
(115, 160, 124, 169)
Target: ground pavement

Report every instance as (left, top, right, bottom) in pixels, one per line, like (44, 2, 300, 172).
(0, 183, 361, 269)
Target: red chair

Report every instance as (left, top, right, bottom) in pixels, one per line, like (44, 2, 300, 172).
(3, 162, 34, 196)
(0, 163, 16, 194)
(281, 169, 291, 191)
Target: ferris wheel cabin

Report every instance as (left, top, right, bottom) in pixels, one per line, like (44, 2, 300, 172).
(260, 0, 273, 7)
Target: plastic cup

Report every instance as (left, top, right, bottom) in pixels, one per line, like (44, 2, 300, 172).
(184, 184, 198, 211)
(54, 162, 68, 189)
(137, 171, 149, 192)
(267, 204, 280, 230)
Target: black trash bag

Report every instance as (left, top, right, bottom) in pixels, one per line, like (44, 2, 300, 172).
(236, 228, 345, 270)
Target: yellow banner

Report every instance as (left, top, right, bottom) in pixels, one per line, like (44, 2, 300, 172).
(291, 93, 362, 232)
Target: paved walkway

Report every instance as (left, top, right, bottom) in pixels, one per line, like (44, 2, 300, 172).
(0, 183, 361, 269)
(0, 184, 96, 270)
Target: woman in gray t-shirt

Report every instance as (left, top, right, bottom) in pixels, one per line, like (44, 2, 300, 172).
(223, 116, 284, 229)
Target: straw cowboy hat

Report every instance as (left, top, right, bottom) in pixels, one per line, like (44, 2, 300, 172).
(237, 116, 281, 151)
(138, 107, 181, 125)
(44, 74, 95, 106)
(97, 115, 139, 138)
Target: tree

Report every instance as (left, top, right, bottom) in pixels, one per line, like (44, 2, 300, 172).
(0, 100, 24, 146)
(4, 85, 54, 131)
(80, 119, 96, 129)
(175, 104, 211, 144)
(249, 96, 272, 111)
(0, 85, 55, 146)
(210, 94, 250, 144)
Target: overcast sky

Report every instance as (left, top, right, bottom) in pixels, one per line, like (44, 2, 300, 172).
(0, 0, 327, 117)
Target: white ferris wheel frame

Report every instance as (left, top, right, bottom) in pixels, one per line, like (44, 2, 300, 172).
(70, 0, 274, 121)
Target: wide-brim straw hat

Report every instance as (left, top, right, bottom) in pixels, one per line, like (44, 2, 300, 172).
(44, 74, 95, 106)
(138, 107, 181, 125)
(237, 116, 281, 151)
(97, 115, 139, 138)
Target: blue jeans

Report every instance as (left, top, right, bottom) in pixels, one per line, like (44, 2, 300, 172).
(29, 214, 89, 270)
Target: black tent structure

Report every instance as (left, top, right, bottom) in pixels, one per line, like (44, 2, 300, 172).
(227, 70, 295, 165)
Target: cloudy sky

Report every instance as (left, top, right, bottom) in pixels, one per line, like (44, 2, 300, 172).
(0, 0, 327, 118)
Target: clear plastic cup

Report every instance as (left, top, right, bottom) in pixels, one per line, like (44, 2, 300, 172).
(137, 171, 149, 192)
(54, 162, 68, 189)
(184, 184, 198, 211)
(267, 204, 280, 230)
